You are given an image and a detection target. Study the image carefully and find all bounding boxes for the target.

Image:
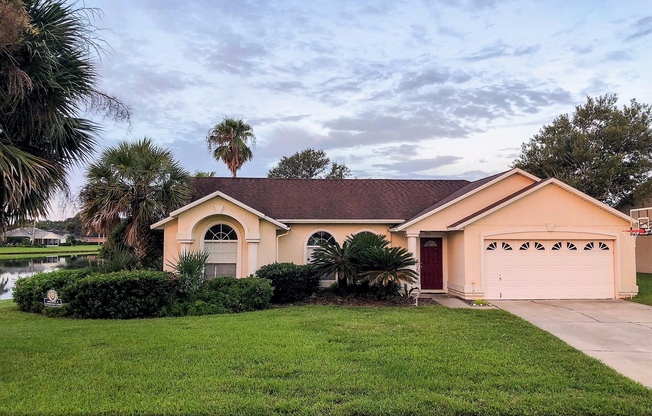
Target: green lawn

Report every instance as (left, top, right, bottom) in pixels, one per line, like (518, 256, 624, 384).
(629, 273, 652, 306)
(1, 301, 650, 415)
(0, 244, 100, 260)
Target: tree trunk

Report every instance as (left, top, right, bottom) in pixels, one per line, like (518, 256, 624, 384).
(337, 271, 348, 294)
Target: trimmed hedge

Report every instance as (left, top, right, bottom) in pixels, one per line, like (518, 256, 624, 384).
(13, 269, 273, 319)
(186, 277, 274, 316)
(61, 271, 179, 319)
(256, 263, 321, 303)
(13, 268, 92, 313)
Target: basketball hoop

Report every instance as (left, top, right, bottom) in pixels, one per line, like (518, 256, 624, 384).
(628, 208, 652, 243)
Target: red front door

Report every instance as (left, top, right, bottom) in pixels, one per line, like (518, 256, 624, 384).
(420, 238, 443, 290)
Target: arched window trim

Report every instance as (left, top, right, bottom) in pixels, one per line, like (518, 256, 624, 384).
(199, 220, 242, 278)
(306, 230, 337, 281)
(307, 231, 336, 248)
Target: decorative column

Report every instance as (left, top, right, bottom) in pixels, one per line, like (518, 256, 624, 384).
(407, 232, 419, 261)
(173, 233, 194, 271)
(246, 239, 260, 276)
(407, 232, 420, 286)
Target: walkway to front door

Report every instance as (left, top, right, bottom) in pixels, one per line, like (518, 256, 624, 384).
(420, 238, 443, 290)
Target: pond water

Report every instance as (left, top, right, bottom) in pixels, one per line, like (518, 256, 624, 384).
(0, 255, 94, 301)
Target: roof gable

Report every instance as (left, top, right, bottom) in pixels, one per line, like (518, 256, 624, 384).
(151, 190, 290, 230)
(448, 178, 631, 229)
(391, 168, 539, 231)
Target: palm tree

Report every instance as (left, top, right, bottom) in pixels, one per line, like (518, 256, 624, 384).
(0, 142, 61, 228)
(79, 138, 190, 263)
(206, 117, 255, 178)
(0, 0, 129, 232)
(359, 247, 418, 287)
(310, 240, 361, 291)
(346, 232, 390, 252)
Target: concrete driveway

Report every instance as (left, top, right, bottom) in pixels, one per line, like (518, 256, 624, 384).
(494, 300, 652, 388)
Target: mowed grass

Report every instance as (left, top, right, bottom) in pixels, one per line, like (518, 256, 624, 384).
(630, 272, 652, 306)
(1, 301, 651, 415)
(0, 245, 100, 259)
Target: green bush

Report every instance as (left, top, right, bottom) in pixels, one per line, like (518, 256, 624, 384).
(61, 270, 179, 319)
(13, 268, 92, 313)
(6, 236, 30, 245)
(14, 270, 271, 320)
(256, 263, 321, 303)
(194, 277, 273, 313)
(93, 245, 139, 273)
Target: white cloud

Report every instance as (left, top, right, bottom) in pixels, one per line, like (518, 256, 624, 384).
(46, 0, 652, 219)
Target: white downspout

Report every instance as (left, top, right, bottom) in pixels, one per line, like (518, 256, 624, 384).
(276, 228, 291, 262)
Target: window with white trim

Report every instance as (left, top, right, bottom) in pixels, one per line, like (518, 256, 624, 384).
(307, 231, 336, 280)
(204, 224, 237, 278)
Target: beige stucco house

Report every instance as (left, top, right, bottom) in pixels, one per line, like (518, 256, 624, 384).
(151, 168, 638, 300)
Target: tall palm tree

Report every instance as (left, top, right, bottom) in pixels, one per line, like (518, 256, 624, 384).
(206, 117, 255, 178)
(0, 141, 61, 227)
(79, 138, 190, 263)
(0, 0, 129, 231)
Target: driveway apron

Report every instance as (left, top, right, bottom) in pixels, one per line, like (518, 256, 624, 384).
(494, 300, 652, 388)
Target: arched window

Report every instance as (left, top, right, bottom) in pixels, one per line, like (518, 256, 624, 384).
(307, 231, 336, 248)
(204, 224, 238, 278)
(306, 231, 336, 281)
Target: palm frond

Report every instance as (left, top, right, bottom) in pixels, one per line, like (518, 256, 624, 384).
(79, 138, 190, 262)
(359, 247, 418, 286)
(1, 0, 130, 229)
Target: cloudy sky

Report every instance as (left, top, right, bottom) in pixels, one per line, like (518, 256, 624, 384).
(52, 0, 652, 218)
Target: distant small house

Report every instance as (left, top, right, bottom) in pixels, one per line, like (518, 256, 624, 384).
(80, 232, 107, 244)
(3, 228, 67, 246)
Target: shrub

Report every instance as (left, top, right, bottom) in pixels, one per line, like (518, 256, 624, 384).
(256, 263, 321, 303)
(14, 270, 270, 320)
(13, 268, 93, 313)
(6, 236, 30, 245)
(192, 277, 273, 314)
(93, 245, 139, 273)
(167, 250, 209, 296)
(61, 270, 179, 319)
(351, 281, 402, 300)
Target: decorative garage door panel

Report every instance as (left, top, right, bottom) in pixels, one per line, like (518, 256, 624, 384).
(484, 240, 614, 300)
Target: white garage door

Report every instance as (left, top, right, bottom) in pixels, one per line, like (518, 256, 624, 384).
(484, 240, 615, 300)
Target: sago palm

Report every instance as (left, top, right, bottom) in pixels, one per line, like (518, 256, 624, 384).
(359, 247, 418, 287)
(346, 232, 390, 252)
(79, 138, 190, 263)
(206, 117, 255, 178)
(310, 240, 361, 290)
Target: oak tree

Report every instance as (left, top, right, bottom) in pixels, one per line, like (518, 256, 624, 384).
(268, 148, 352, 179)
(513, 95, 652, 207)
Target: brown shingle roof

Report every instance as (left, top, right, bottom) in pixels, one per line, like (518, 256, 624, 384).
(190, 177, 471, 221)
(398, 171, 509, 226)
